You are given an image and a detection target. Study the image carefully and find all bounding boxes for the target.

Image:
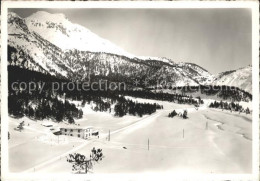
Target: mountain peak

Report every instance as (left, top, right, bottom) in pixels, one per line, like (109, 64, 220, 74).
(8, 12, 21, 19)
(20, 11, 186, 63)
(212, 65, 252, 94)
(27, 11, 68, 24)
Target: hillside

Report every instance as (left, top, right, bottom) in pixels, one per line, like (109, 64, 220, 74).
(8, 11, 252, 94)
(8, 11, 213, 87)
(212, 66, 252, 94)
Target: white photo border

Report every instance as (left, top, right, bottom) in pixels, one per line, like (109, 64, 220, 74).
(1, 1, 259, 181)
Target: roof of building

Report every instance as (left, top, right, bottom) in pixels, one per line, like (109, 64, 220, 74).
(60, 125, 93, 130)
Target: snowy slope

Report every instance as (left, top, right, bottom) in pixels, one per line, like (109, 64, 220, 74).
(212, 65, 252, 94)
(8, 12, 70, 77)
(8, 11, 214, 87)
(25, 11, 178, 65)
(22, 11, 217, 85)
(177, 62, 213, 85)
(33, 108, 252, 174)
(25, 11, 132, 57)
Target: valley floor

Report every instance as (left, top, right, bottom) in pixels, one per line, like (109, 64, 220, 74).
(8, 100, 252, 174)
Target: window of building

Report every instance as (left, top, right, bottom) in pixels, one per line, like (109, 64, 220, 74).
(78, 130, 80, 133)
(65, 129, 67, 132)
(70, 134, 73, 136)
(78, 134, 80, 137)
(71, 129, 73, 132)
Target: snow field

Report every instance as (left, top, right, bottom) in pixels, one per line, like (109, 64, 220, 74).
(8, 98, 252, 174)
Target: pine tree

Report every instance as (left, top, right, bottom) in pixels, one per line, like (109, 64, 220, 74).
(183, 110, 188, 119)
(245, 107, 250, 114)
(67, 147, 104, 174)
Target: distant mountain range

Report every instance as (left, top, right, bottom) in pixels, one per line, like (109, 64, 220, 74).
(7, 11, 252, 94)
(212, 66, 252, 94)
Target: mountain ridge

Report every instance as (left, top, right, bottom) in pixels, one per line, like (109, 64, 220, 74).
(8, 11, 252, 94)
(212, 65, 252, 94)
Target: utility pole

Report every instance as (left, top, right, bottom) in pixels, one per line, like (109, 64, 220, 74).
(148, 139, 149, 151)
(108, 130, 110, 141)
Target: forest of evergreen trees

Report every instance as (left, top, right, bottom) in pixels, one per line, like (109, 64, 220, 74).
(120, 90, 203, 106)
(209, 100, 250, 114)
(168, 109, 188, 119)
(8, 66, 83, 123)
(8, 66, 252, 124)
(113, 96, 162, 117)
(8, 94, 83, 123)
(81, 94, 162, 117)
(168, 110, 178, 118)
(158, 85, 252, 102)
(8, 66, 163, 122)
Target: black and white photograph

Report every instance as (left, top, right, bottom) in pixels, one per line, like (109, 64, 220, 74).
(1, 1, 259, 181)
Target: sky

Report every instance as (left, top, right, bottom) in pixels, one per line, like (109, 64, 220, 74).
(10, 8, 252, 74)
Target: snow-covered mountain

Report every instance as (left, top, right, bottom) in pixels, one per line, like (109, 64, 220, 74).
(7, 11, 252, 94)
(25, 11, 133, 57)
(212, 65, 252, 94)
(24, 11, 177, 65)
